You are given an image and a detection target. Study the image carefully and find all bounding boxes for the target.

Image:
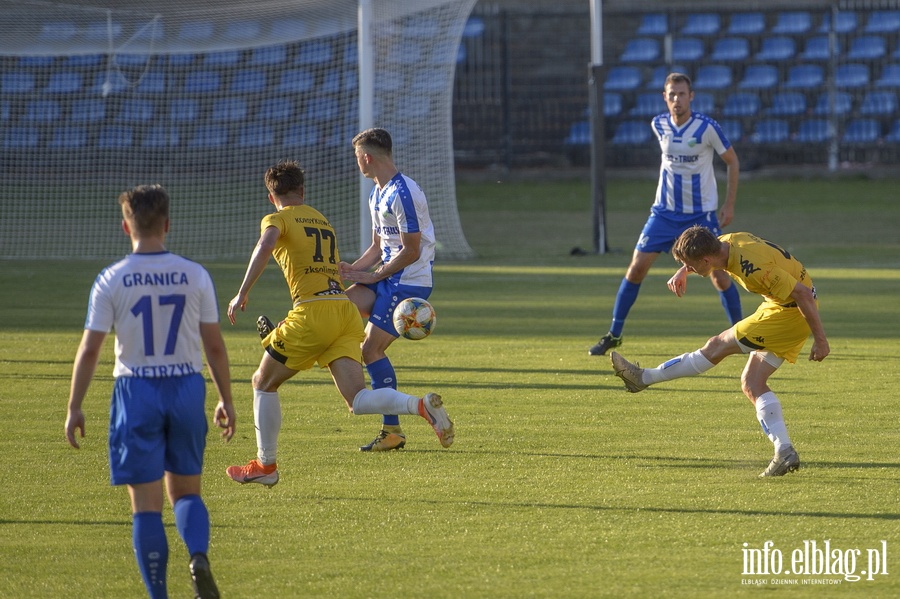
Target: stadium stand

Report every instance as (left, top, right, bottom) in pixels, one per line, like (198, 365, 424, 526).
(727, 12, 765, 36)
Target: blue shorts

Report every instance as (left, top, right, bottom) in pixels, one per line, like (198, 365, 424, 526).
(636, 210, 722, 254)
(362, 280, 432, 336)
(108, 374, 208, 486)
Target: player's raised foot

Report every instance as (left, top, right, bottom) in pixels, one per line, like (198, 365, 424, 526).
(610, 351, 648, 393)
(359, 429, 407, 452)
(418, 393, 454, 448)
(257, 315, 275, 340)
(188, 553, 220, 599)
(589, 333, 622, 356)
(758, 447, 801, 478)
(225, 459, 279, 487)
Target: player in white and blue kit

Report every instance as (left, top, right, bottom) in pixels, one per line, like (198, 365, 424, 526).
(589, 72, 743, 356)
(65, 185, 235, 599)
(342, 128, 437, 451)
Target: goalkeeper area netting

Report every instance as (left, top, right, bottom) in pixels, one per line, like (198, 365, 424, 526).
(0, 0, 475, 260)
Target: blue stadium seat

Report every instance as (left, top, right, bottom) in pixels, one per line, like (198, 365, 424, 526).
(693, 65, 732, 90)
(645, 65, 688, 90)
(270, 19, 307, 40)
(277, 68, 315, 94)
(818, 11, 858, 34)
(230, 69, 267, 93)
(98, 126, 133, 149)
(321, 69, 356, 93)
(876, 64, 900, 88)
(39, 22, 77, 42)
(738, 65, 778, 89)
(92, 72, 128, 95)
(611, 121, 650, 144)
(835, 63, 870, 88)
(564, 121, 589, 146)
(24, 99, 60, 122)
(692, 92, 715, 114)
(49, 125, 87, 149)
(796, 119, 831, 143)
(189, 125, 229, 148)
(619, 38, 660, 63)
(304, 97, 338, 121)
(672, 38, 704, 62)
(859, 91, 898, 116)
(750, 119, 790, 143)
(283, 124, 320, 147)
(65, 54, 103, 68)
(605, 93, 623, 117)
(720, 119, 742, 142)
(249, 45, 287, 66)
(237, 123, 273, 148)
(168, 54, 195, 68)
(168, 99, 199, 122)
(117, 99, 155, 122)
(85, 21, 122, 41)
(257, 97, 294, 121)
(142, 125, 179, 148)
(847, 35, 886, 60)
(211, 97, 248, 121)
(605, 66, 642, 91)
(767, 92, 806, 116)
(681, 13, 720, 36)
(637, 13, 667, 36)
(784, 64, 824, 89)
(296, 40, 333, 65)
(842, 119, 880, 143)
(723, 92, 761, 117)
(799, 36, 839, 61)
(1, 72, 34, 93)
(18, 56, 56, 68)
(136, 72, 166, 94)
(885, 120, 900, 142)
(2, 126, 39, 148)
(710, 38, 749, 62)
(727, 12, 765, 36)
(70, 99, 105, 122)
(204, 50, 242, 67)
(179, 21, 214, 42)
(0, 99, 8, 121)
(183, 71, 221, 94)
(116, 54, 151, 67)
(771, 11, 811, 34)
(863, 10, 900, 33)
(462, 16, 485, 38)
(813, 91, 853, 116)
(224, 21, 261, 42)
(754, 37, 795, 61)
(629, 93, 666, 117)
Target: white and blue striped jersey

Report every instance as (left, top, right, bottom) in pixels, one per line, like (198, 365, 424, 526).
(369, 172, 436, 287)
(84, 251, 220, 378)
(651, 111, 731, 216)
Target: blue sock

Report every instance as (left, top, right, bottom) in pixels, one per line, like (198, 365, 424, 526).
(610, 279, 641, 337)
(366, 357, 400, 427)
(132, 512, 168, 599)
(173, 494, 210, 557)
(719, 283, 743, 325)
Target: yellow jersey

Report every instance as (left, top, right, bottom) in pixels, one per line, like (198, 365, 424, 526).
(722, 232, 814, 306)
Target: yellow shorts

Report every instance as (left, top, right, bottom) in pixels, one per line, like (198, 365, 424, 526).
(262, 299, 365, 371)
(733, 301, 813, 364)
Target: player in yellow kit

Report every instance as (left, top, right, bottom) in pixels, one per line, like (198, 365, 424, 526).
(225, 161, 454, 487)
(610, 225, 829, 478)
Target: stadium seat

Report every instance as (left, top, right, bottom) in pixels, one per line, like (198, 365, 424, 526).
(462, 16, 485, 38)
(168, 98, 199, 122)
(168, 54, 195, 68)
(70, 98, 105, 122)
(49, 125, 87, 149)
(304, 97, 339, 121)
(204, 50, 242, 67)
(296, 40, 333, 65)
(875, 64, 900, 87)
(754, 36, 796, 61)
(863, 10, 900, 33)
(847, 35, 886, 60)
(98, 126, 133, 149)
(24, 99, 60, 122)
(681, 13, 720, 36)
(859, 91, 898, 116)
(619, 38, 660, 63)
(115, 54, 151, 67)
(605, 66, 642, 91)
(2, 126, 39, 148)
(710, 38, 749, 62)
(283, 123, 320, 147)
(564, 121, 590, 146)
(605, 93, 623, 117)
(1, 72, 34, 93)
(771, 11, 811, 35)
(135, 72, 166, 94)
(636, 13, 667, 36)
(672, 38, 704, 62)
(835, 63, 870, 88)
(85, 21, 122, 41)
(750, 119, 790, 143)
(38, 22, 77, 42)
(256, 97, 294, 121)
(211, 97, 248, 122)
(842, 118, 880, 143)
(645, 65, 688, 90)
(693, 65, 732, 90)
(799, 36, 839, 61)
(270, 19, 307, 40)
(276, 68, 315, 94)
(723, 92, 761, 117)
(18, 56, 56, 68)
(720, 119, 742, 142)
(230, 69, 267, 94)
(885, 119, 900, 142)
(117, 99, 155, 122)
(784, 64, 824, 89)
(818, 11, 858, 34)
(224, 21, 261, 41)
(249, 45, 287, 66)
(737, 65, 779, 89)
(237, 123, 274, 148)
(189, 125, 228, 148)
(0, 100, 8, 121)
(691, 92, 715, 114)
(142, 125, 179, 148)
(813, 91, 853, 115)
(44, 72, 81, 93)
(611, 121, 650, 144)
(629, 93, 666, 117)
(183, 70, 221, 94)
(65, 54, 103, 68)
(179, 21, 214, 42)
(796, 119, 831, 143)
(374, 71, 405, 92)
(727, 12, 765, 36)
(767, 92, 806, 116)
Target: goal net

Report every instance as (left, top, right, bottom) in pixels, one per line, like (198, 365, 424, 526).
(0, 0, 476, 260)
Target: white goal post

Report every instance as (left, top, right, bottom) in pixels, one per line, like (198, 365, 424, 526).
(0, 0, 476, 260)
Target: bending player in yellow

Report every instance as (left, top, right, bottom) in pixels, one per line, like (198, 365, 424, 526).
(225, 161, 454, 487)
(611, 225, 829, 477)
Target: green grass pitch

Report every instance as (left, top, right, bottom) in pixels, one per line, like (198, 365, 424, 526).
(1, 176, 898, 597)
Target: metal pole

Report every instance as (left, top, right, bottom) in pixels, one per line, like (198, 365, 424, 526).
(589, 0, 608, 254)
(358, 0, 375, 256)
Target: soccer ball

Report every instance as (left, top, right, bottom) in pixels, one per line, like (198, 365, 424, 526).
(392, 297, 436, 340)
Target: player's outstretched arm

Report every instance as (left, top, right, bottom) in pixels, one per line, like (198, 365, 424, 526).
(200, 322, 236, 441)
(718, 147, 739, 228)
(65, 329, 106, 449)
(790, 283, 830, 362)
(667, 266, 690, 297)
(228, 226, 279, 324)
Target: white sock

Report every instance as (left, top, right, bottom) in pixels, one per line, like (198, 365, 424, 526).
(755, 391, 792, 454)
(253, 389, 281, 466)
(352, 388, 419, 416)
(643, 350, 715, 385)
